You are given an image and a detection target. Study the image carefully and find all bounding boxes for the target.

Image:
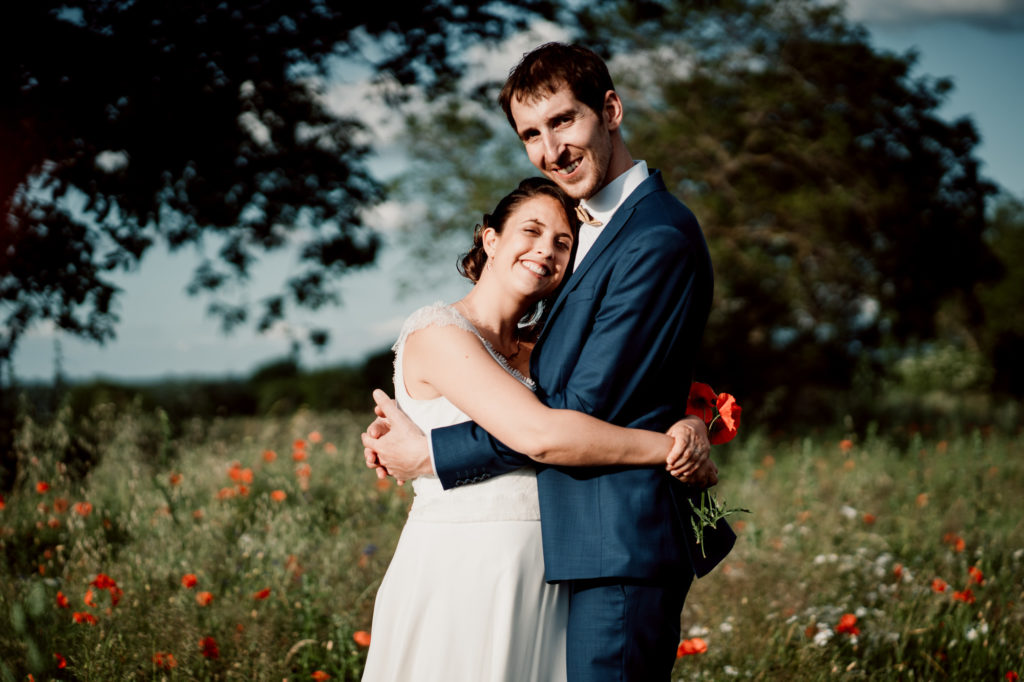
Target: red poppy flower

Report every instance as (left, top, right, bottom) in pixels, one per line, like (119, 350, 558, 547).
(709, 393, 741, 445)
(91, 573, 116, 590)
(942, 533, 966, 552)
(253, 588, 271, 600)
(931, 578, 948, 593)
(685, 382, 717, 423)
(893, 563, 903, 580)
(1006, 672, 1019, 681)
(293, 439, 307, 451)
(169, 473, 183, 486)
(968, 566, 985, 585)
(836, 613, 860, 635)
(271, 490, 287, 502)
(311, 672, 331, 681)
(73, 612, 97, 625)
(292, 450, 308, 462)
(53, 498, 69, 513)
(952, 588, 976, 604)
(36, 481, 50, 494)
(182, 573, 198, 588)
(308, 431, 323, 444)
(54, 653, 66, 669)
(73, 501, 93, 517)
(153, 652, 178, 670)
(196, 591, 214, 606)
(295, 463, 312, 478)
(56, 591, 69, 609)
(353, 630, 371, 648)
(199, 636, 220, 659)
(262, 449, 278, 462)
(84, 589, 97, 608)
(676, 637, 708, 657)
(839, 439, 854, 452)
(0, 494, 5, 510)
(862, 513, 877, 525)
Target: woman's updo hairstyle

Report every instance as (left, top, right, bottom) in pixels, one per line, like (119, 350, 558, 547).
(458, 177, 579, 283)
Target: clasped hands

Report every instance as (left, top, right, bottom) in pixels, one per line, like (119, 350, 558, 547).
(361, 389, 718, 487)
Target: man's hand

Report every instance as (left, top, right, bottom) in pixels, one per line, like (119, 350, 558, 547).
(664, 414, 711, 480)
(360, 389, 434, 483)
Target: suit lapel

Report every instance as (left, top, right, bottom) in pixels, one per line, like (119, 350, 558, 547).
(538, 171, 668, 345)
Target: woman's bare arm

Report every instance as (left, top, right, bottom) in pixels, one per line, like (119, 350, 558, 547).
(403, 324, 702, 468)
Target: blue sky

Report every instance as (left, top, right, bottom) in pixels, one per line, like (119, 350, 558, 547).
(12, 4, 1024, 382)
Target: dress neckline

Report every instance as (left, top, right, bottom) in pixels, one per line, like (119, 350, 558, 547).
(448, 305, 536, 389)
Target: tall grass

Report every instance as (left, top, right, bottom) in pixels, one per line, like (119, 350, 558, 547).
(1, 404, 1021, 680)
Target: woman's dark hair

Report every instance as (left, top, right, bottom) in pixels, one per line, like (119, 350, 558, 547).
(458, 176, 579, 284)
(498, 42, 615, 131)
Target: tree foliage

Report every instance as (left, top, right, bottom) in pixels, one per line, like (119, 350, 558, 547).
(0, 0, 562, 370)
(596, 1, 1000, 401)
(392, 0, 1007, 409)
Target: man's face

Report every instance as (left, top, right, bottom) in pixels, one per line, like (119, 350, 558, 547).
(509, 85, 616, 201)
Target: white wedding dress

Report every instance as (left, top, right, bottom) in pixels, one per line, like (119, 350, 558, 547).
(361, 303, 568, 682)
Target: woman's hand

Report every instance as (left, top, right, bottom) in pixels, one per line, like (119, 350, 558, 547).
(665, 415, 716, 486)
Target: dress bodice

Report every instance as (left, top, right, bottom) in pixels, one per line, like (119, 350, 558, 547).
(392, 303, 540, 522)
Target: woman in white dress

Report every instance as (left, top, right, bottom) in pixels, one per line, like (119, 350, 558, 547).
(361, 178, 708, 681)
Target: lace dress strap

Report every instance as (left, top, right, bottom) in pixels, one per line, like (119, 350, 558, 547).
(393, 302, 535, 390)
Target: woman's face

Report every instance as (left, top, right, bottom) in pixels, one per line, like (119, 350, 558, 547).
(483, 194, 574, 303)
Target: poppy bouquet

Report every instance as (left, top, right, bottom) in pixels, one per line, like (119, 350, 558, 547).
(685, 381, 748, 557)
(685, 381, 741, 445)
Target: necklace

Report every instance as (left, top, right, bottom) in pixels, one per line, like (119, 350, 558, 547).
(455, 301, 521, 362)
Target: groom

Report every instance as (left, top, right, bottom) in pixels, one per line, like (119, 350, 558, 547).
(364, 43, 733, 680)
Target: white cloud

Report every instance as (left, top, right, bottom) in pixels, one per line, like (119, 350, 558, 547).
(23, 319, 60, 339)
(94, 150, 129, 173)
(460, 20, 571, 91)
(365, 198, 427, 235)
(840, 0, 1024, 30)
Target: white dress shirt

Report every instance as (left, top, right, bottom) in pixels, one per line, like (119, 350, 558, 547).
(573, 160, 649, 271)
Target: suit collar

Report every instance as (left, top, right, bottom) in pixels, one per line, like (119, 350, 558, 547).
(540, 170, 668, 337)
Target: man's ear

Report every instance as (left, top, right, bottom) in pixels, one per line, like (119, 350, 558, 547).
(603, 90, 624, 132)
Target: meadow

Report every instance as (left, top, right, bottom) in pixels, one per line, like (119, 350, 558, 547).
(1, 402, 1022, 680)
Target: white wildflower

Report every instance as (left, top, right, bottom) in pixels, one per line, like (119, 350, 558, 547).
(687, 625, 710, 637)
(723, 665, 739, 676)
(813, 627, 834, 646)
(840, 505, 858, 520)
(720, 621, 734, 634)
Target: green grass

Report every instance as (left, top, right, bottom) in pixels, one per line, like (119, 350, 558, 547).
(1, 405, 1022, 680)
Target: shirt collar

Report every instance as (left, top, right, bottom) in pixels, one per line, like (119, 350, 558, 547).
(579, 160, 649, 227)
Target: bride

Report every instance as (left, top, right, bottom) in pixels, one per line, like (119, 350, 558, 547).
(360, 177, 714, 681)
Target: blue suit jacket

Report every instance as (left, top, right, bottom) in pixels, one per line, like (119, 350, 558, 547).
(432, 170, 734, 581)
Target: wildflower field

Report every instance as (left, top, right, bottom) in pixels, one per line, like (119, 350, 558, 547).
(1, 404, 1022, 680)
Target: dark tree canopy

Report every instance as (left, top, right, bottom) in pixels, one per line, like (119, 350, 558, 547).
(390, 0, 1004, 408)
(0, 0, 562, 369)
(590, 0, 1001, 399)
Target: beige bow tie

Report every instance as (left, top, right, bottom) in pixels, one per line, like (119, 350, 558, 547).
(575, 204, 603, 227)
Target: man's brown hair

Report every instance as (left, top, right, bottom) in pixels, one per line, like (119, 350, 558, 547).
(498, 43, 615, 131)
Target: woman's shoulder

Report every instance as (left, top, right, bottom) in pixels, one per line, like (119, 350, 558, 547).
(393, 302, 474, 352)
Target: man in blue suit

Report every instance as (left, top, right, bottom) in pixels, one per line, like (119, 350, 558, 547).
(364, 43, 733, 681)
